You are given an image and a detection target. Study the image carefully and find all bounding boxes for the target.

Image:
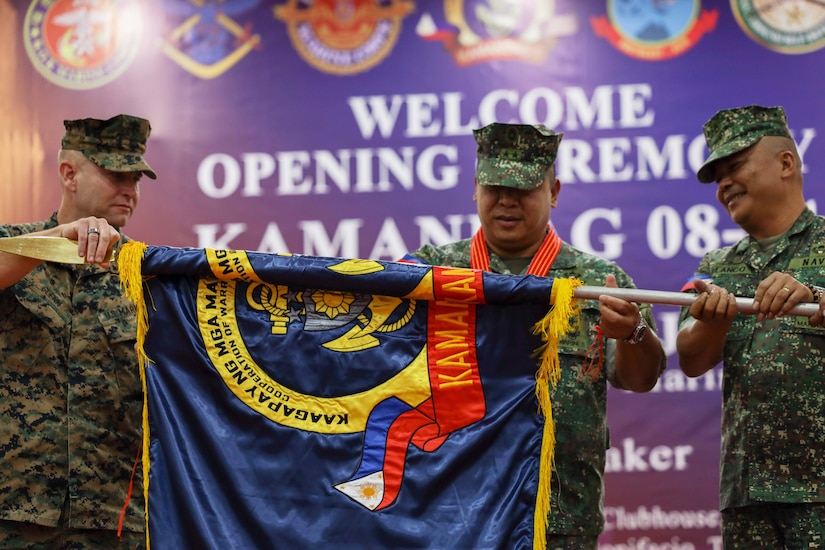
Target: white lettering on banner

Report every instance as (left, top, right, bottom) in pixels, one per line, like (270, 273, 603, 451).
(193, 215, 478, 257)
(196, 129, 815, 192)
(197, 145, 460, 198)
(415, 214, 480, 247)
(347, 83, 655, 139)
(188, 200, 796, 260)
(193, 216, 481, 256)
(605, 438, 693, 473)
(600, 536, 724, 550)
(650, 367, 723, 394)
(557, 134, 701, 183)
(569, 207, 626, 259)
(192, 199, 818, 260)
(568, 203, 749, 261)
(603, 505, 720, 532)
(599, 536, 696, 550)
(655, 311, 679, 357)
(298, 219, 364, 258)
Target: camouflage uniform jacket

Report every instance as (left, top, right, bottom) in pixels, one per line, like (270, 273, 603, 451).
(679, 208, 825, 509)
(0, 213, 144, 531)
(412, 238, 657, 536)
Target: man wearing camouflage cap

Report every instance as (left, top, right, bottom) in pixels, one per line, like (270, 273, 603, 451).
(677, 105, 825, 547)
(405, 122, 666, 547)
(0, 114, 156, 548)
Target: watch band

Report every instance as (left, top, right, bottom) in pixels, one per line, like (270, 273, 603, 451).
(803, 282, 824, 303)
(622, 316, 647, 344)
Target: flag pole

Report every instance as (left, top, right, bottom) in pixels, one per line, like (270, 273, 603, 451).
(573, 286, 821, 317)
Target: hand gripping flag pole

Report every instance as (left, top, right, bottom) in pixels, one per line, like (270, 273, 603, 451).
(0, 237, 818, 318)
(572, 285, 821, 317)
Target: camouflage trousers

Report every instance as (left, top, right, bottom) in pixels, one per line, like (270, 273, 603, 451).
(722, 502, 825, 549)
(0, 493, 144, 550)
(0, 520, 144, 550)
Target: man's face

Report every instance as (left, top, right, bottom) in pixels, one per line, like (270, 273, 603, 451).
(475, 169, 557, 258)
(711, 139, 786, 236)
(71, 155, 141, 229)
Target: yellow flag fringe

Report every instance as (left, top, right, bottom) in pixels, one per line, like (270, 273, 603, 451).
(117, 244, 581, 549)
(530, 277, 582, 550)
(118, 241, 152, 550)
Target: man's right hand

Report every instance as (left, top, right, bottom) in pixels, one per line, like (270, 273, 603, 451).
(56, 217, 120, 267)
(687, 278, 737, 326)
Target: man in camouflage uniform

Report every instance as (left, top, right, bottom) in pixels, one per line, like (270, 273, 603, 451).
(0, 115, 156, 549)
(677, 105, 825, 547)
(406, 122, 667, 549)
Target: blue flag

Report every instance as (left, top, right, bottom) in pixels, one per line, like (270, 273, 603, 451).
(118, 244, 579, 550)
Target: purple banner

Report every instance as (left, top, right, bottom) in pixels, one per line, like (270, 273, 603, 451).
(5, 1, 825, 547)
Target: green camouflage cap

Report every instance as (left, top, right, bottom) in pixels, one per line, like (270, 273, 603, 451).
(473, 123, 562, 189)
(697, 105, 791, 183)
(61, 114, 157, 179)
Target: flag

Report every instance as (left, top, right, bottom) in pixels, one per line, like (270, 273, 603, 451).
(118, 243, 580, 550)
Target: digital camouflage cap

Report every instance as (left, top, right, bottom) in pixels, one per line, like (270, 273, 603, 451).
(473, 123, 562, 189)
(61, 114, 157, 179)
(697, 105, 791, 183)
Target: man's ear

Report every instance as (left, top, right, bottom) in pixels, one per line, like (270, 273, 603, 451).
(550, 178, 560, 208)
(779, 150, 796, 177)
(59, 157, 78, 191)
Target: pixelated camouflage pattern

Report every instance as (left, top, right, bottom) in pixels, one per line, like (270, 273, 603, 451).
(412, 239, 658, 536)
(721, 502, 825, 547)
(473, 123, 563, 190)
(0, 214, 144, 532)
(697, 105, 791, 183)
(62, 114, 157, 180)
(0, 519, 145, 548)
(679, 208, 825, 510)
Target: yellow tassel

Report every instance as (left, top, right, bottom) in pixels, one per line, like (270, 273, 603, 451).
(530, 277, 582, 550)
(117, 241, 152, 549)
(139, 353, 151, 550)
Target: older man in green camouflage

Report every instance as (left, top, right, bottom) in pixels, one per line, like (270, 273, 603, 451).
(677, 105, 825, 547)
(406, 122, 667, 549)
(0, 114, 155, 549)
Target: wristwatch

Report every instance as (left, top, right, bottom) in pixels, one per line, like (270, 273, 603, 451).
(622, 316, 647, 344)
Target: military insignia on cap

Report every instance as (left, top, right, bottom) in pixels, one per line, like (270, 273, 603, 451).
(23, 0, 144, 90)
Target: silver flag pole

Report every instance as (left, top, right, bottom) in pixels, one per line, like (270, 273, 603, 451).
(573, 286, 821, 317)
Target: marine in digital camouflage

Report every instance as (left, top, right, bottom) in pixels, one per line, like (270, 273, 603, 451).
(678, 208, 825, 511)
(0, 214, 145, 533)
(62, 114, 157, 179)
(697, 105, 792, 183)
(412, 239, 658, 537)
(473, 122, 562, 190)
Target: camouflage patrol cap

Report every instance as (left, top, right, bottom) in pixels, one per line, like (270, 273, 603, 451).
(697, 105, 791, 183)
(473, 123, 562, 189)
(61, 114, 157, 179)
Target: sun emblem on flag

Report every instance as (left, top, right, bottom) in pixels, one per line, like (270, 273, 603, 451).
(311, 290, 356, 319)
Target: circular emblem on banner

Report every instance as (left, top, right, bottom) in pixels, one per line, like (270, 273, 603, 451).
(731, 0, 825, 54)
(592, 0, 715, 60)
(23, 0, 143, 90)
(274, 0, 414, 75)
